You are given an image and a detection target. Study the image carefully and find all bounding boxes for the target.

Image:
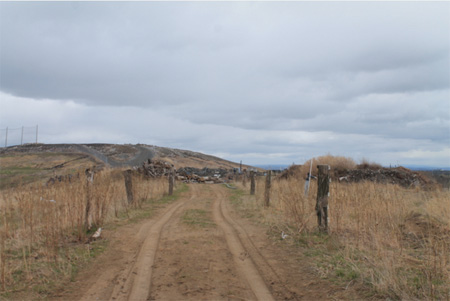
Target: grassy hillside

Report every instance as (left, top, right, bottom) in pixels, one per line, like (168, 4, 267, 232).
(0, 143, 249, 189)
(0, 152, 97, 189)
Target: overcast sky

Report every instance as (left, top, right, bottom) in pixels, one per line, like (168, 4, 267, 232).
(0, 1, 449, 167)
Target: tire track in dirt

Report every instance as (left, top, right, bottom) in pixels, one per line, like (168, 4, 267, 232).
(215, 188, 302, 300)
(58, 184, 364, 301)
(212, 187, 275, 301)
(149, 184, 256, 300)
(110, 198, 192, 301)
(78, 194, 192, 301)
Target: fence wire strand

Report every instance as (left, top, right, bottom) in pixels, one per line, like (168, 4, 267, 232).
(0, 125, 38, 147)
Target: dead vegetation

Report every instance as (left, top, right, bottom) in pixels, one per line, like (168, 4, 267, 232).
(234, 156, 450, 300)
(0, 169, 168, 298)
(280, 155, 437, 189)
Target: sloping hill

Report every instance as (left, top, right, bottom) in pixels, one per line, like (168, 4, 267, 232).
(0, 143, 243, 169)
(0, 143, 247, 188)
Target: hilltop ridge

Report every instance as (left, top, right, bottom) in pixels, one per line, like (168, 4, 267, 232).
(0, 143, 252, 189)
(0, 143, 246, 170)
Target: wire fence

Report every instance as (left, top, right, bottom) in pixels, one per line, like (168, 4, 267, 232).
(0, 125, 38, 147)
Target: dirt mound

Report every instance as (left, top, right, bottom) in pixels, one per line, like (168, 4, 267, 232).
(279, 164, 434, 188)
(336, 166, 433, 188)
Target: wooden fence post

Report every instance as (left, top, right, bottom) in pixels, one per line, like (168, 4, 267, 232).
(250, 170, 256, 195)
(264, 170, 271, 207)
(316, 165, 330, 233)
(84, 168, 95, 231)
(168, 169, 174, 196)
(124, 170, 134, 204)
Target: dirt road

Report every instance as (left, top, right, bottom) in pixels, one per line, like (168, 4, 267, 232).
(57, 184, 358, 300)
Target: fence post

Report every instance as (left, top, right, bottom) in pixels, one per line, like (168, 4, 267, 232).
(250, 170, 256, 195)
(264, 170, 271, 207)
(168, 169, 174, 196)
(123, 170, 134, 204)
(84, 168, 95, 232)
(316, 165, 330, 233)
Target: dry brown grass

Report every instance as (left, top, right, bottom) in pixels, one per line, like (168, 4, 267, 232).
(236, 164, 450, 300)
(0, 169, 168, 297)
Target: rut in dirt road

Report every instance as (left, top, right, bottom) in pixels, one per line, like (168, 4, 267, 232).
(80, 195, 192, 301)
(110, 201, 188, 301)
(149, 184, 258, 300)
(78, 184, 298, 301)
(212, 190, 275, 301)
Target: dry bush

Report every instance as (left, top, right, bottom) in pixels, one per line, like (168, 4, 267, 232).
(246, 170, 449, 299)
(0, 169, 168, 295)
(300, 155, 357, 177)
(357, 158, 383, 170)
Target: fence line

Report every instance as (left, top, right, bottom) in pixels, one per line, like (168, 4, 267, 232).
(0, 125, 38, 147)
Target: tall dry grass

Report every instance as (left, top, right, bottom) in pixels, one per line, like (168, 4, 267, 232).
(0, 169, 167, 295)
(243, 172, 449, 299)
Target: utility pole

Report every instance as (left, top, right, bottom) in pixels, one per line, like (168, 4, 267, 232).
(4, 127, 8, 147)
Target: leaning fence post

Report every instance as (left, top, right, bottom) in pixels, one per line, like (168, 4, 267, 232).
(316, 165, 330, 233)
(123, 170, 134, 204)
(250, 170, 256, 195)
(264, 170, 271, 207)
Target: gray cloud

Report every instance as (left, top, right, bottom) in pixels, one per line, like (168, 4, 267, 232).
(1, 2, 449, 167)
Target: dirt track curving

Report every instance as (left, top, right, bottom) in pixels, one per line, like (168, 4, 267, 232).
(56, 184, 360, 301)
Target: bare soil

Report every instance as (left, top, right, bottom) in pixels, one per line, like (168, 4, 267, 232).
(52, 184, 362, 301)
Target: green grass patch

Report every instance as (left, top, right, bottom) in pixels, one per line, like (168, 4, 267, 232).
(158, 183, 189, 204)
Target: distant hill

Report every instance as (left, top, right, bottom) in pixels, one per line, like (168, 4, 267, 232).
(0, 143, 248, 169)
(0, 143, 253, 189)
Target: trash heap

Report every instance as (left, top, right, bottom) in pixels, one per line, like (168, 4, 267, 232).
(135, 159, 236, 183)
(137, 159, 175, 177)
(176, 167, 233, 183)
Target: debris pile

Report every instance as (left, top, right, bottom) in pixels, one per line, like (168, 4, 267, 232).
(137, 159, 175, 177)
(335, 166, 432, 188)
(279, 164, 434, 189)
(134, 161, 238, 183)
(176, 167, 233, 183)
